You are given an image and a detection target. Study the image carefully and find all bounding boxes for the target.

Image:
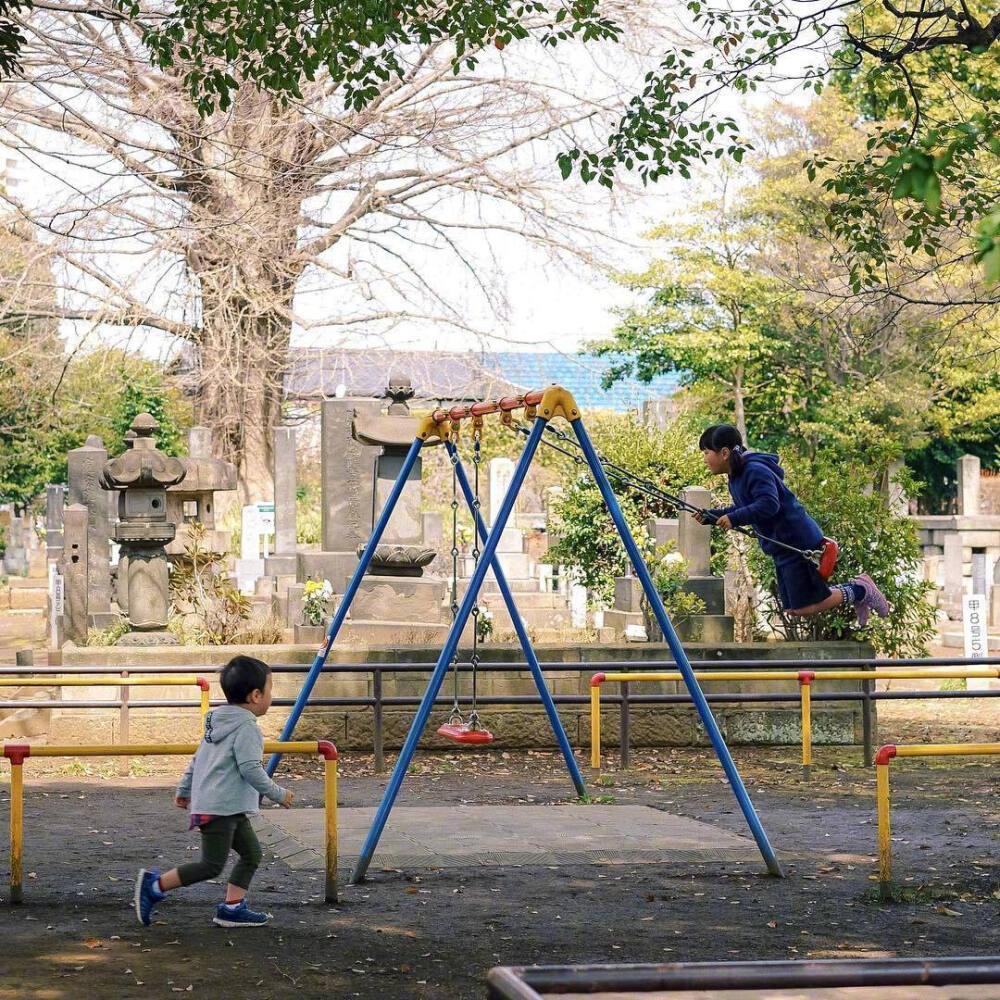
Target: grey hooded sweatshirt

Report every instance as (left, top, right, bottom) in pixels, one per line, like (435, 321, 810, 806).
(177, 704, 289, 816)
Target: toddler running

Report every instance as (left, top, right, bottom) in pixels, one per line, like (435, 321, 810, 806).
(135, 655, 292, 928)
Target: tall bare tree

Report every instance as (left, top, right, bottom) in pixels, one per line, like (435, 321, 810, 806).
(0, 3, 649, 498)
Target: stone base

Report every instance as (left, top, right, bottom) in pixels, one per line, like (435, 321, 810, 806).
(264, 553, 298, 577)
(604, 609, 645, 635)
(116, 630, 180, 646)
(88, 612, 120, 630)
(674, 614, 735, 643)
(682, 576, 726, 615)
(294, 624, 327, 644)
(351, 575, 447, 623)
(298, 551, 360, 591)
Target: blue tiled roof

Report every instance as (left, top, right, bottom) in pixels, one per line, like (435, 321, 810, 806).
(487, 352, 679, 411)
(283, 348, 678, 411)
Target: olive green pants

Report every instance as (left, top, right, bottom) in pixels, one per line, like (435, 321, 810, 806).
(176, 814, 262, 890)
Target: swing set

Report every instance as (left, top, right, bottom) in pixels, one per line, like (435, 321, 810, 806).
(265, 385, 784, 884)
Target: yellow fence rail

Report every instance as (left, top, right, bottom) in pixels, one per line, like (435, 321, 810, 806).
(2, 740, 339, 904)
(589, 668, 1000, 776)
(875, 742, 1000, 898)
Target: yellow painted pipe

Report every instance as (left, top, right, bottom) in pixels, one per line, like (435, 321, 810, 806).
(800, 681, 812, 779)
(325, 758, 338, 904)
(595, 667, 1000, 685)
(200, 687, 210, 717)
(0, 677, 203, 686)
(590, 685, 601, 769)
(894, 743, 1000, 758)
(21, 741, 324, 758)
(876, 761, 892, 890)
(9, 762, 22, 905)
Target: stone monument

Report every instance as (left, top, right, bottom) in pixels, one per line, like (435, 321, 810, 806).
(348, 374, 445, 622)
(296, 396, 380, 592)
(165, 425, 238, 558)
(264, 425, 298, 580)
(67, 435, 116, 628)
(100, 414, 186, 644)
(45, 484, 66, 564)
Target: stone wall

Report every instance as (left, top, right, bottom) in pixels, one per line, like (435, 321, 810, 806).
(54, 640, 875, 749)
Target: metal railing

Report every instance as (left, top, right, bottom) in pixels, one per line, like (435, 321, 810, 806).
(875, 741, 1000, 898)
(486, 956, 1000, 998)
(590, 666, 1000, 777)
(2, 740, 339, 904)
(3, 658, 999, 773)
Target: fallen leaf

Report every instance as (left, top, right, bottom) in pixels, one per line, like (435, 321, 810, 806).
(937, 907, 962, 917)
(84, 938, 102, 949)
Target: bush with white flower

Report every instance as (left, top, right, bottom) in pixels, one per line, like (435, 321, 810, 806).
(475, 606, 494, 642)
(302, 578, 334, 626)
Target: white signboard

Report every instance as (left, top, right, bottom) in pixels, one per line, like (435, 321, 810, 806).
(962, 593, 989, 690)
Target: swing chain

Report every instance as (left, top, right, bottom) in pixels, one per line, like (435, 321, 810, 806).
(469, 423, 483, 730)
(448, 446, 462, 721)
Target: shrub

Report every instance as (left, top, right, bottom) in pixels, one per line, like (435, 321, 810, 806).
(548, 413, 714, 605)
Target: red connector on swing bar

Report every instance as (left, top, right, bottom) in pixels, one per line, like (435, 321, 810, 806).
(436, 723, 495, 745)
(818, 537, 839, 580)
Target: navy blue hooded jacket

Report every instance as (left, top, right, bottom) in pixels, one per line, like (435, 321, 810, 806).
(709, 452, 823, 560)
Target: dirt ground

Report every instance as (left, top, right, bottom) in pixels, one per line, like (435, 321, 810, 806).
(0, 693, 996, 1000)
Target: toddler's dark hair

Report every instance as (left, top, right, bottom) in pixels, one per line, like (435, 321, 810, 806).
(220, 655, 271, 704)
(698, 423, 747, 474)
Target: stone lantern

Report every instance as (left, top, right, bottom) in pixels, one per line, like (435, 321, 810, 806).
(100, 413, 186, 645)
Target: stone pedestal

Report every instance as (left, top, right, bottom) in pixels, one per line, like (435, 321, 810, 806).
(351, 576, 446, 623)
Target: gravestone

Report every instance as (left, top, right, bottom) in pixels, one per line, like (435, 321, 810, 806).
(45, 484, 66, 564)
(348, 374, 444, 622)
(67, 435, 116, 628)
(265, 426, 298, 579)
(488, 456, 532, 580)
(236, 503, 274, 594)
(60, 504, 88, 643)
(2, 514, 27, 575)
(957, 454, 981, 515)
(297, 397, 380, 592)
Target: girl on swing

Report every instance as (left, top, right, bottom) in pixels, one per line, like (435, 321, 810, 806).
(695, 424, 889, 625)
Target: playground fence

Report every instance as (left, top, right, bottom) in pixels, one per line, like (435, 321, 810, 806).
(874, 741, 1000, 898)
(3, 658, 1000, 773)
(1, 740, 339, 904)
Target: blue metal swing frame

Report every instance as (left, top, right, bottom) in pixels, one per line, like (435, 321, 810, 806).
(266, 388, 783, 884)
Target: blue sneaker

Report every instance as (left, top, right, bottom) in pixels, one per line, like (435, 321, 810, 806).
(213, 899, 271, 928)
(134, 869, 165, 926)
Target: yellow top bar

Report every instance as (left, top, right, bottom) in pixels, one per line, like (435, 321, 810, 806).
(893, 743, 1000, 758)
(596, 667, 1000, 684)
(0, 677, 203, 687)
(18, 741, 324, 758)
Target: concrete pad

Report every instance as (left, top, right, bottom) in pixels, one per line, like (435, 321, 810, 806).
(256, 804, 767, 872)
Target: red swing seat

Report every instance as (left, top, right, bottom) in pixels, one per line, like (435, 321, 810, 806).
(817, 537, 839, 580)
(436, 722, 495, 745)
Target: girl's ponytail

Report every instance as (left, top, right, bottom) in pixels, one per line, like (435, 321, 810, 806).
(729, 443, 746, 475)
